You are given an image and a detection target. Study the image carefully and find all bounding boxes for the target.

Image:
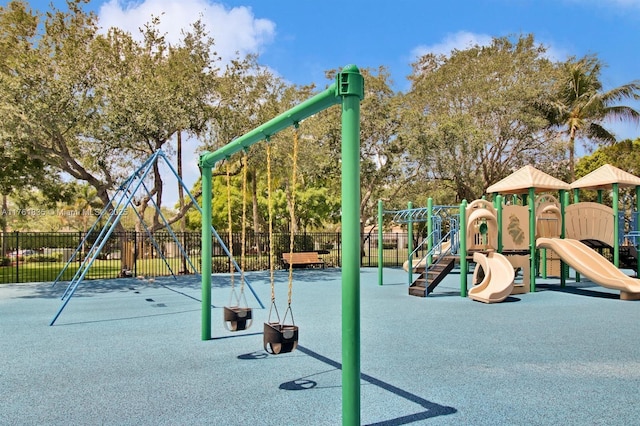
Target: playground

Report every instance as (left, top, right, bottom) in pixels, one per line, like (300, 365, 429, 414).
(2, 267, 640, 425)
(3, 64, 640, 425)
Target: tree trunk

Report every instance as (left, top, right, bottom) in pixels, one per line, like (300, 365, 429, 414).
(151, 160, 163, 231)
(569, 128, 576, 181)
(250, 167, 262, 257)
(1, 194, 7, 256)
(177, 131, 188, 273)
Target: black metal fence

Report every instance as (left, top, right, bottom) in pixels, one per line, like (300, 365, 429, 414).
(0, 230, 415, 284)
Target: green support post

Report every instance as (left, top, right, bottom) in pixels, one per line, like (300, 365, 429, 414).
(340, 66, 363, 426)
(407, 201, 413, 286)
(560, 190, 567, 288)
(198, 65, 364, 425)
(459, 200, 468, 297)
(427, 198, 433, 265)
(496, 195, 503, 253)
(597, 189, 603, 204)
(573, 188, 580, 282)
(529, 188, 536, 292)
(378, 199, 384, 286)
(201, 167, 212, 341)
(540, 191, 546, 279)
(613, 183, 619, 267)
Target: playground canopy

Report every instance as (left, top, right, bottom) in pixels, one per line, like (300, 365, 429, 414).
(570, 164, 640, 190)
(486, 165, 571, 194)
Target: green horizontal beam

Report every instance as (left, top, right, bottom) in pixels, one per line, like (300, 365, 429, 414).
(199, 83, 341, 168)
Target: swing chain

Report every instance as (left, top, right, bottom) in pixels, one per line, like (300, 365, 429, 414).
(238, 153, 249, 308)
(225, 161, 238, 306)
(287, 125, 300, 310)
(266, 141, 277, 321)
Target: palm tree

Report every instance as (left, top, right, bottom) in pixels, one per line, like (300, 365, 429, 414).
(73, 184, 103, 234)
(544, 55, 640, 180)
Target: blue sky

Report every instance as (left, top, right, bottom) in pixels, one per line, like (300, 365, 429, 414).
(20, 0, 640, 203)
(25, 0, 640, 96)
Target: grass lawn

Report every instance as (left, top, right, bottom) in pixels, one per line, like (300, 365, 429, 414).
(0, 249, 409, 284)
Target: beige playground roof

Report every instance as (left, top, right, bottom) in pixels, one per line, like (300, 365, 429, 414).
(570, 164, 640, 190)
(486, 165, 571, 194)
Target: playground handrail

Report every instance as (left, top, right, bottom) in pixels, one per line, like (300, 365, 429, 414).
(409, 217, 460, 271)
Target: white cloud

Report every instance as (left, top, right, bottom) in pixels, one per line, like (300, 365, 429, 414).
(98, 0, 276, 62)
(411, 31, 493, 59)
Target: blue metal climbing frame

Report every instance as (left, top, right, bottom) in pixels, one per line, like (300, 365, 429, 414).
(50, 150, 263, 326)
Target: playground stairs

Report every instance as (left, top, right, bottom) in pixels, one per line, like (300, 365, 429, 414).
(409, 256, 456, 297)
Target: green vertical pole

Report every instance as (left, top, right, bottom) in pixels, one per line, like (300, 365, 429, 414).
(540, 191, 546, 279)
(201, 166, 212, 341)
(340, 65, 363, 426)
(560, 190, 567, 288)
(427, 198, 433, 265)
(407, 201, 413, 286)
(613, 183, 619, 267)
(459, 200, 467, 297)
(529, 188, 536, 292)
(496, 194, 503, 253)
(597, 189, 603, 204)
(378, 199, 383, 286)
(573, 188, 580, 282)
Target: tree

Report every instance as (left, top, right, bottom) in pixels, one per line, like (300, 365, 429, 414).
(68, 183, 103, 234)
(306, 67, 405, 227)
(542, 55, 640, 181)
(0, 1, 71, 233)
(0, 1, 220, 233)
(403, 34, 564, 201)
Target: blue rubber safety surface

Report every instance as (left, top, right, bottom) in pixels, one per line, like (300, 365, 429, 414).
(1, 268, 639, 425)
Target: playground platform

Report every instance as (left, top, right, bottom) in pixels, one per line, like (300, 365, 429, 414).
(1, 268, 639, 425)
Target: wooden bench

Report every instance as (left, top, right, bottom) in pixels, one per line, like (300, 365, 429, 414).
(282, 252, 325, 269)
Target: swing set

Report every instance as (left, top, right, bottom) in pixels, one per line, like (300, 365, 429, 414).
(220, 127, 301, 353)
(199, 65, 364, 425)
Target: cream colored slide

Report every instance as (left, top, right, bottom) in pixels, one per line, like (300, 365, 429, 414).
(469, 252, 515, 303)
(536, 238, 640, 300)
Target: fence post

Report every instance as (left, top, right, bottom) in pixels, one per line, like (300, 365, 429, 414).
(14, 231, 19, 283)
(395, 233, 399, 266)
(133, 231, 138, 277)
(378, 199, 383, 285)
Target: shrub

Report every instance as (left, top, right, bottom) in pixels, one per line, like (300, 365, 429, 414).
(211, 256, 231, 273)
(25, 254, 61, 263)
(273, 234, 315, 258)
(0, 257, 10, 267)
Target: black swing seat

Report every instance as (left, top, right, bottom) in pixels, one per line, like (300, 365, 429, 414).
(263, 322, 298, 354)
(224, 306, 253, 331)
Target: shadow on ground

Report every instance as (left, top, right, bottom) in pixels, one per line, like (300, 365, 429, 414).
(287, 345, 457, 425)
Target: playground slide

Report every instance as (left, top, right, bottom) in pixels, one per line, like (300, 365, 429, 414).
(468, 252, 515, 303)
(536, 238, 640, 300)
